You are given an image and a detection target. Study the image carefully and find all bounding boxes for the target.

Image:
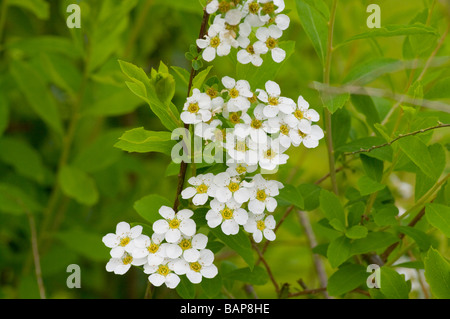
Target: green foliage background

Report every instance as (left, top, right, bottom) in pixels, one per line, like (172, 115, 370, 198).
(0, 0, 449, 299)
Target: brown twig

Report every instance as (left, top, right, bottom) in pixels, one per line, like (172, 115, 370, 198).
(343, 122, 450, 156)
(252, 241, 280, 294)
(172, 8, 210, 211)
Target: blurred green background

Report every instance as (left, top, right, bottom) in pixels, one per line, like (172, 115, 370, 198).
(0, 0, 449, 299)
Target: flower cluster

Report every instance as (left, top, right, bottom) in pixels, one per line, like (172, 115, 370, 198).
(181, 171, 280, 242)
(198, 0, 290, 65)
(181, 76, 324, 171)
(103, 212, 218, 289)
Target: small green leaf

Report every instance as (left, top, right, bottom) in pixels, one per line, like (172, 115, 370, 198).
(210, 228, 254, 269)
(323, 93, 349, 113)
(201, 273, 222, 298)
(396, 226, 431, 252)
(114, 127, 175, 155)
(320, 189, 346, 226)
(357, 176, 386, 196)
(278, 184, 304, 209)
(397, 136, 439, 180)
(59, 165, 99, 206)
(360, 154, 384, 182)
(351, 232, 399, 255)
(9, 0, 50, 20)
(327, 235, 351, 268)
(424, 248, 450, 299)
(176, 275, 196, 299)
(425, 203, 450, 238)
(345, 225, 368, 239)
(133, 194, 172, 224)
(373, 205, 399, 227)
(379, 267, 410, 299)
(191, 65, 213, 93)
(223, 266, 269, 285)
(327, 264, 368, 296)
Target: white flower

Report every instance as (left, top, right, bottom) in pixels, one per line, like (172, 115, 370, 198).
(224, 134, 259, 166)
(173, 249, 218, 284)
(206, 198, 249, 235)
(131, 233, 167, 266)
(290, 124, 324, 149)
(206, 0, 219, 14)
(294, 96, 320, 123)
(225, 160, 258, 176)
(166, 233, 209, 262)
(194, 119, 223, 141)
(257, 80, 295, 117)
(247, 174, 283, 214)
(102, 221, 142, 258)
(197, 24, 231, 62)
(257, 137, 289, 171)
(274, 13, 290, 30)
(254, 25, 286, 63)
(244, 213, 276, 243)
(237, 38, 264, 67)
(234, 104, 270, 143)
(267, 113, 308, 149)
(180, 89, 212, 124)
(144, 259, 180, 289)
(213, 171, 252, 204)
(181, 173, 217, 206)
(225, 8, 243, 26)
(243, 0, 268, 26)
(260, 0, 285, 15)
(106, 252, 146, 275)
(222, 76, 253, 112)
(222, 107, 251, 126)
(152, 206, 197, 243)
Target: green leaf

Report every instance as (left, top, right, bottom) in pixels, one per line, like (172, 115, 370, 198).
(336, 137, 393, 162)
(176, 275, 196, 299)
(379, 267, 410, 299)
(351, 232, 399, 255)
(424, 248, 450, 299)
(83, 87, 143, 117)
(327, 264, 368, 296)
(425, 203, 450, 238)
(344, 58, 404, 85)
(191, 65, 213, 93)
(59, 165, 99, 206)
(357, 175, 385, 196)
(345, 225, 368, 239)
(373, 205, 399, 227)
(0, 137, 46, 184)
(6, 36, 82, 59)
(298, 183, 321, 211)
(201, 273, 222, 298)
(277, 184, 304, 209)
(360, 154, 384, 183)
(72, 130, 123, 173)
(397, 136, 439, 180)
(425, 77, 450, 99)
(396, 226, 431, 252)
(319, 189, 346, 226)
(54, 229, 109, 262)
(323, 93, 350, 113)
(295, 0, 328, 65)
(331, 108, 351, 149)
(154, 71, 176, 107)
(9, 0, 50, 20)
(327, 235, 351, 268)
(0, 183, 43, 215)
(114, 127, 175, 155)
(210, 228, 254, 269)
(223, 266, 269, 285)
(415, 143, 446, 200)
(339, 23, 438, 46)
(236, 41, 295, 89)
(133, 194, 172, 224)
(0, 95, 9, 138)
(10, 60, 63, 135)
(350, 95, 380, 131)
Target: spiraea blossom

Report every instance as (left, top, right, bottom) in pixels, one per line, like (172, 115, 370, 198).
(102, 221, 143, 258)
(199, 0, 290, 65)
(152, 206, 196, 243)
(244, 213, 277, 243)
(206, 198, 249, 235)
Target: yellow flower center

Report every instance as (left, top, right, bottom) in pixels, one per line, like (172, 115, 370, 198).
(229, 88, 240, 99)
(268, 96, 278, 105)
(120, 237, 130, 247)
(262, 2, 275, 14)
(256, 220, 266, 231)
(190, 262, 202, 272)
(280, 124, 289, 135)
(221, 207, 234, 220)
(248, 93, 257, 104)
(264, 148, 276, 159)
(210, 36, 221, 48)
(218, 0, 231, 13)
(147, 243, 159, 254)
(122, 254, 133, 265)
(235, 165, 247, 174)
(157, 265, 170, 276)
(179, 238, 192, 250)
(235, 140, 248, 152)
(251, 119, 262, 129)
(246, 44, 255, 54)
(206, 87, 218, 98)
(256, 189, 267, 202)
(196, 184, 208, 194)
(229, 112, 241, 124)
(294, 109, 304, 119)
(266, 37, 278, 50)
(248, 1, 260, 14)
(169, 219, 180, 229)
(228, 182, 240, 193)
(188, 102, 199, 113)
(298, 130, 307, 138)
